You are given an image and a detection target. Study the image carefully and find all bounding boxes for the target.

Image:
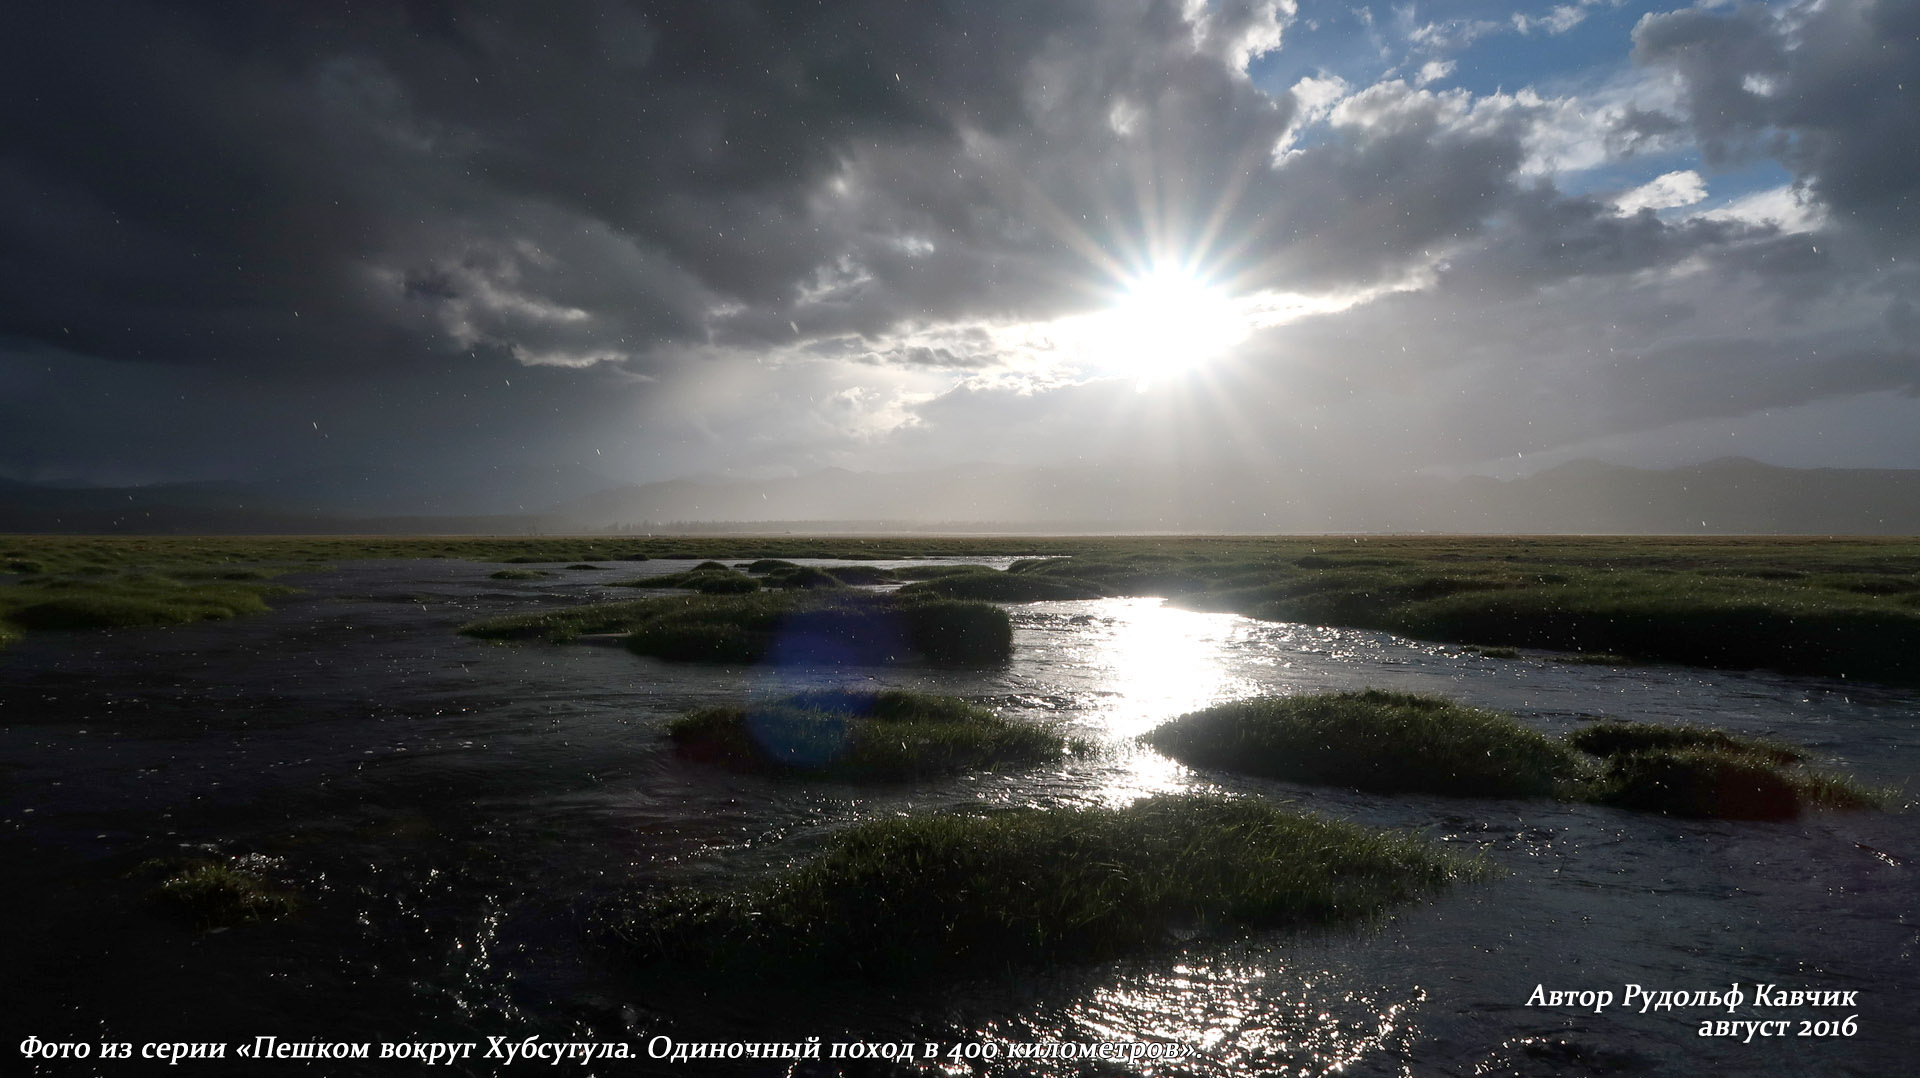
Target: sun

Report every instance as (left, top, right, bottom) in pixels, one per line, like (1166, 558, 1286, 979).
(1089, 266, 1247, 386)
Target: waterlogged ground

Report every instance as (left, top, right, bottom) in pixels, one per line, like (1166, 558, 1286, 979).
(1, 558, 1915, 1076)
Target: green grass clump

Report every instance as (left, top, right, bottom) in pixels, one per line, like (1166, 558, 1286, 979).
(885, 598, 1013, 666)
(692, 572, 760, 594)
(458, 598, 676, 642)
(896, 568, 1107, 601)
(0, 552, 298, 646)
(461, 592, 1012, 667)
(617, 567, 762, 593)
(1007, 554, 1210, 596)
(489, 568, 550, 580)
(1588, 749, 1831, 820)
(1786, 770, 1892, 812)
(668, 689, 1075, 780)
(739, 559, 893, 588)
(170, 567, 276, 581)
(1808, 573, 1920, 596)
(1144, 690, 1583, 798)
(604, 793, 1483, 981)
(1144, 695, 1885, 818)
(625, 593, 1012, 667)
(889, 564, 1003, 581)
(1568, 720, 1805, 765)
(4, 581, 280, 631)
(763, 565, 845, 590)
(1569, 721, 1883, 819)
(1390, 581, 1920, 684)
(145, 860, 295, 929)
(810, 564, 899, 586)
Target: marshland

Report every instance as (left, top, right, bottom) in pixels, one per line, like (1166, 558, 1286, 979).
(1, 534, 1915, 1075)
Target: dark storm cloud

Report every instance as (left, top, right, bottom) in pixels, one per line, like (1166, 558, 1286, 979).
(0, 1, 421, 368)
(0, 1, 1316, 376)
(5, 0, 1917, 496)
(0, 0, 1067, 371)
(0, 0, 1774, 377)
(0, 339, 646, 492)
(1634, 0, 1920, 245)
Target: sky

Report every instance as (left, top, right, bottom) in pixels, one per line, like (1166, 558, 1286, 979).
(2, 0, 1917, 508)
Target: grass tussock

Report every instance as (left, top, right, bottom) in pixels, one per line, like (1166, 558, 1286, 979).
(1570, 720, 1883, 819)
(144, 859, 295, 929)
(762, 565, 846, 590)
(3, 577, 285, 632)
(1590, 749, 1798, 819)
(808, 564, 900, 586)
(460, 592, 1012, 667)
(896, 568, 1106, 601)
(604, 793, 1483, 982)
(1144, 690, 1583, 798)
(1567, 720, 1806, 765)
(889, 563, 1005, 581)
(1387, 582, 1920, 685)
(628, 593, 1012, 667)
(0, 541, 314, 646)
(1144, 695, 1884, 819)
(668, 689, 1076, 780)
(456, 598, 672, 642)
(617, 566, 762, 593)
(1465, 645, 1521, 659)
(738, 561, 901, 587)
(489, 568, 550, 580)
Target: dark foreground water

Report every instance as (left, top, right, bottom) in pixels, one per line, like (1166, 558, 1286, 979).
(2, 559, 1915, 1076)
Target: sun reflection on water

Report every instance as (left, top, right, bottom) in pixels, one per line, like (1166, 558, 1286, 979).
(970, 955, 1428, 1077)
(1079, 967, 1424, 1075)
(1038, 597, 1264, 805)
(1075, 597, 1254, 738)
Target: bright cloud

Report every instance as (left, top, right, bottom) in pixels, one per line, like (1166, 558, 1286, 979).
(1615, 170, 1709, 214)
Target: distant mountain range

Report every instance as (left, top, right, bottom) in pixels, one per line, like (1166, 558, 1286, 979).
(548, 457, 1920, 534)
(4, 457, 1919, 534)
(1436, 457, 1920, 534)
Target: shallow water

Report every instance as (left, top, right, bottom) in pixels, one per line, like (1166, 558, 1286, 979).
(1, 558, 1914, 1076)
